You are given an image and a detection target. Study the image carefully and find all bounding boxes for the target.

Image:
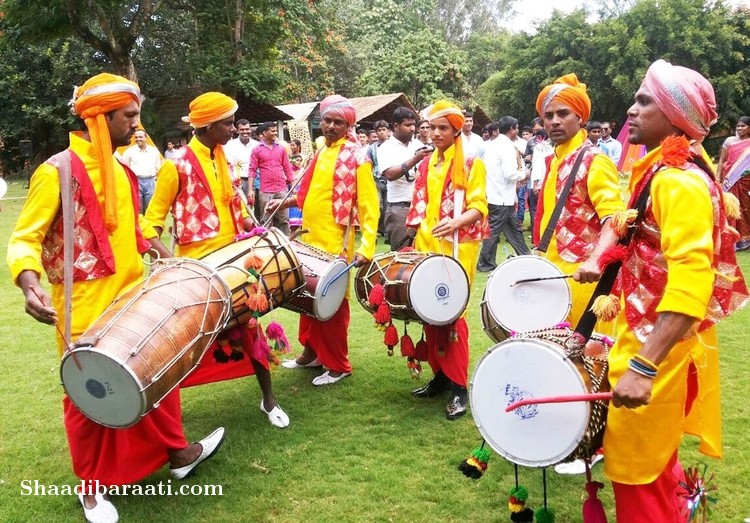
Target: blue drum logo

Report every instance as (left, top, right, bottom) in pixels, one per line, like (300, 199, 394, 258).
(435, 283, 450, 302)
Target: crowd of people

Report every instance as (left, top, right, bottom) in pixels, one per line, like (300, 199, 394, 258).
(6, 59, 750, 523)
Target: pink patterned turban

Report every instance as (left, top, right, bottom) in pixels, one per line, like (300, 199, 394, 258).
(320, 95, 357, 127)
(642, 59, 717, 140)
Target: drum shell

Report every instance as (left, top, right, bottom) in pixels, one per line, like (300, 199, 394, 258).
(60, 259, 231, 428)
(200, 228, 305, 328)
(282, 240, 348, 321)
(354, 251, 469, 326)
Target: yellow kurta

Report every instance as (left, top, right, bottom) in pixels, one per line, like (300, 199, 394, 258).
(604, 146, 721, 484)
(413, 145, 488, 286)
(143, 137, 248, 259)
(539, 130, 624, 329)
(7, 133, 145, 357)
(298, 137, 379, 262)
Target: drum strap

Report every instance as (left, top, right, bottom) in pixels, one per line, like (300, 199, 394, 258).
(573, 177, 654, 342)
(536, 146, 590, 254)
(52, 150, 74, 347)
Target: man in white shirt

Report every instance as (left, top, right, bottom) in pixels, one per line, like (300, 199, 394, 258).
(477, 117, 531, 272)
(460, 111, 485, 159)
(525, 117, 554, 237)
(164, 140, 178, 161)
(377, 107, 432, 249)
(122, 129, 162, 212)
(224, 118, 259, 200)
(598, 121, 622, 166)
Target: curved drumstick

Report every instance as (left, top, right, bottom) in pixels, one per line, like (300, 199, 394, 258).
(261, 175, 305, 230)
(505, 392, 612, 412)
(29, 287, 83, 371)
(321, 261, 358, 297)
(510, 274, 573, 287)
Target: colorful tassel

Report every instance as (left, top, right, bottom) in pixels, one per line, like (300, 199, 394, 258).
(246, 286, 270, 313)
(661, 134, 691, 167)
(583, 481, 608, 523)
(596, 244, 628, 271)
(213, 339, 231, 363)
(265, 321, 291, 356)
(374, 301, 391, 325)
(400, 332, 415, 358)
(243, 253, 264, 271)
(610, 209, 639, 237)
(458, 446, 490, 479)
(508, 485, 534, 522)
(368, 283, 385, 307)
(722, 191, 740, 221)
(534, 507, 555, 523)
(384, 323, 398, 356)
(413, 332, 428, 361)
(590, 294, 620, 322)
(406, 357, 421, 378)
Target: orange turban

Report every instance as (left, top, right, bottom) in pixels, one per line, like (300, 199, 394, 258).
(536, 73, 591, 123)
(71, 73, 141, 231)
(424, 100, 467, 190)
(181, 92, 238, 129)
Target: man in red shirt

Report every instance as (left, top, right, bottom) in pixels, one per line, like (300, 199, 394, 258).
(249, 121, 295, 234)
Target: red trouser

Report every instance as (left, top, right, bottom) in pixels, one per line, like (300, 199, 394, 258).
(423, 317, 469, 387)
(298, 299, 352, 373)
(64, 389, 188, 486)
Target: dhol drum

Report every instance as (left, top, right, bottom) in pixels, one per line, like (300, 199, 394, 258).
(480, 255, 572, 342)
(470, 328, 611, 468)
(200, 228, 305, 328)
(282, 240, 349, 321)
(355, 251, 470, 326)
(60, 259, 232, 428)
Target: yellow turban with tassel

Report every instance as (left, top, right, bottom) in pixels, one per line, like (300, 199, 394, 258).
(423, 100, 467, 190)
(71, 73, 141, 231)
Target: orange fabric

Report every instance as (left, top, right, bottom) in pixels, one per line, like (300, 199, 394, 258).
(181, 92, 238, 129)
(425, 100, 468, 190)
(72, 73, 141, 231)
(535, 73, 591, 123)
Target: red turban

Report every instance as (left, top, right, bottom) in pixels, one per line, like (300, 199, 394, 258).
(71, 73, 141, 231)
(536, 73, 592, 123)
(320, 95, 357, 127)
(641, 59, 717, 140)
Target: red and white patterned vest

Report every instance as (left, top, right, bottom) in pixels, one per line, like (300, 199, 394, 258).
(553, 146, 601, 262)
(171, 146, 243, 245)
(405, 156, 489, 242)
(41, 152, 149, 284)
(620, 161, 749, 342)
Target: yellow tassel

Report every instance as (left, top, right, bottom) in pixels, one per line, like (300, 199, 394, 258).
(715, 269, 740, 283)
(509, 501, 525, 513)
(723, 192, 741, 221)
(590, 294, 620, 322)
(611, 209, 639, 237)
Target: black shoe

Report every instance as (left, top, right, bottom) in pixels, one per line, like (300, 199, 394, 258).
(476, 264, 496, 273)
(412, 373, 450, 398)
(446, 394, 467, 420)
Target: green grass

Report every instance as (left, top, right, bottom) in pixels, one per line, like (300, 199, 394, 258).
(1, 179, 749, 522)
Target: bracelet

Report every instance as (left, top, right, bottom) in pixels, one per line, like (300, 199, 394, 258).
(632, 353, 658, 372)
(629, 358, 657, 379)
(400, 162, 410, 176)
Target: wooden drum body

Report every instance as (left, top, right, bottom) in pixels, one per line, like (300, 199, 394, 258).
(355, 251, 469, 326)
(60, 259, 232, 428)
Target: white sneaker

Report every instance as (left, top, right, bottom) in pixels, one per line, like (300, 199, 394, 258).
(78, 492, 118, 523)
(312, 370, 351, 386)
(260, 400, 290, 428)
(554, 454, 603, 475)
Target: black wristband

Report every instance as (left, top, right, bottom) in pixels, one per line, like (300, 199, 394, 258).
(400, 162, 409, 175)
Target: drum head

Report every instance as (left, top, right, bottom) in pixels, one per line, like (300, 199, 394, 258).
(60, 349, 145, 428)
(312, 258, 349, 321)
(409, 256, 469, 326)
(485, 256, 571, 334)
(470, 338, 590, 467)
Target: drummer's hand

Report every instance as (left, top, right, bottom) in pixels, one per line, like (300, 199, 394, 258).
(265, 198, 282, 214)
(352, 253, 369, 267)
(573, 258, 602, 284)
(431, 217, 457, 238)
(17, 271, 57, 325)
(612, 370, 652, 409)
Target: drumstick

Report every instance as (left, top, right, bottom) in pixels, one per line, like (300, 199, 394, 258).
(510, 274, 573, 287)
(321, 261, 358, 297)
(29, 287, 83, 371)
(505, 392, 612, 412)
(261, 174, 305, 230)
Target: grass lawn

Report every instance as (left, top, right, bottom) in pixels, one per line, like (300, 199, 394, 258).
(1, 178, 749, 522)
